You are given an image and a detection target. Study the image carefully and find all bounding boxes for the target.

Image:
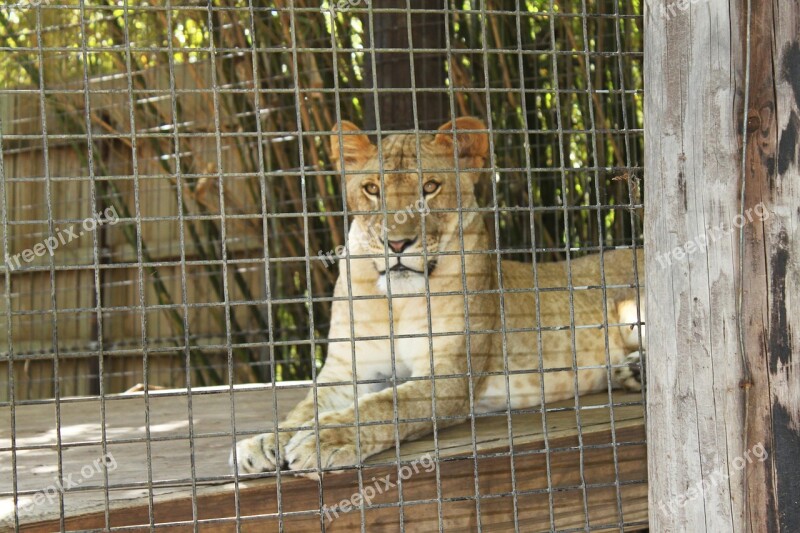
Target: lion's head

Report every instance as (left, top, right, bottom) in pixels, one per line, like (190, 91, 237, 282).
(330, 117, 489, 295)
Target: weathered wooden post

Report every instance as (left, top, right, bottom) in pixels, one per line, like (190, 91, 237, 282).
(645, 0, 799, 530)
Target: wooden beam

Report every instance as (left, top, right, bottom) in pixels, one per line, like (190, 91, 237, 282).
(742, 1, 800, 529)
(645, 0, 799, 530)
(0, 387, 647, 531)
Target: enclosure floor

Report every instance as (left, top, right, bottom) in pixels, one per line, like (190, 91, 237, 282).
(1, 385, 647, 532)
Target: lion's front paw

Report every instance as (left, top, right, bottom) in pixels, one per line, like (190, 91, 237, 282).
(230, 432, 290, 475)
(284, 426, 359, 479)
(613, 350, 644, 392)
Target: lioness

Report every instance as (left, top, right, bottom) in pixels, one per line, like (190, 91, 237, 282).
(233, 117, 645, 478)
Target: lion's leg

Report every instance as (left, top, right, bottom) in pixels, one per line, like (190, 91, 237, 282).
(231, 369, 356, 474)
(283, 370, 471, 478)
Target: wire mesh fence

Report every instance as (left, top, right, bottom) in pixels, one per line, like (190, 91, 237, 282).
(1, 1, 645, 531)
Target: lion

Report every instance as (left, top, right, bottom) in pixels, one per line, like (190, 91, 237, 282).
(232, 117, 645, 478)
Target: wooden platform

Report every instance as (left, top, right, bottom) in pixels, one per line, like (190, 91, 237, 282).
(0, 385, 648, 532)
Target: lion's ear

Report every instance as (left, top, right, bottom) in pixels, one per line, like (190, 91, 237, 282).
(433, 117, 489, 168)
(330, 121, 375, 171)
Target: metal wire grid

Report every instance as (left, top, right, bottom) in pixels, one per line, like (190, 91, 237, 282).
(0, 2, 645, 531)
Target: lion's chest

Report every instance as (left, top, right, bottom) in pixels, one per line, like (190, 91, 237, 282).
(350, 297, 443, 390)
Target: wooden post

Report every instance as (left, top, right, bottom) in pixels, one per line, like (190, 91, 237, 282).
(645, 0, 799, 531)
(362, 0, 448, 131)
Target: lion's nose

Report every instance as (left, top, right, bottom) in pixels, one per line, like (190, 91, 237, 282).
(386, 237, 416, 253)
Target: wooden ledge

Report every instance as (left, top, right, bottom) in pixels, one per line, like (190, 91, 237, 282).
(0, 385, 647, 532)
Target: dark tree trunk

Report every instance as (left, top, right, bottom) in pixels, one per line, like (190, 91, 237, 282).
(362, 1, 448, 132)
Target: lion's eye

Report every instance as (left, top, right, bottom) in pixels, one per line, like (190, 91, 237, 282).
(423, 180, 440, 195)
(363, 183, 380, 196)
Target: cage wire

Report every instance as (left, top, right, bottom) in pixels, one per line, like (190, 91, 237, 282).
(0, 1, 645, 531)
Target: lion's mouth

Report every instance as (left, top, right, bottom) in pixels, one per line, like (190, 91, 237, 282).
(377, 261, 436, 276)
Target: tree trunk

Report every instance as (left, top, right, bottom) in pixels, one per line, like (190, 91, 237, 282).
(362, 1, 448, 131)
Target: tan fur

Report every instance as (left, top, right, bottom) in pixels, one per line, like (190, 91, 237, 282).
(233, 117, 645, 478)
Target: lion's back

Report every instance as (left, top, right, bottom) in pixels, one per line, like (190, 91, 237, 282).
(474, 249, 644, 412)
